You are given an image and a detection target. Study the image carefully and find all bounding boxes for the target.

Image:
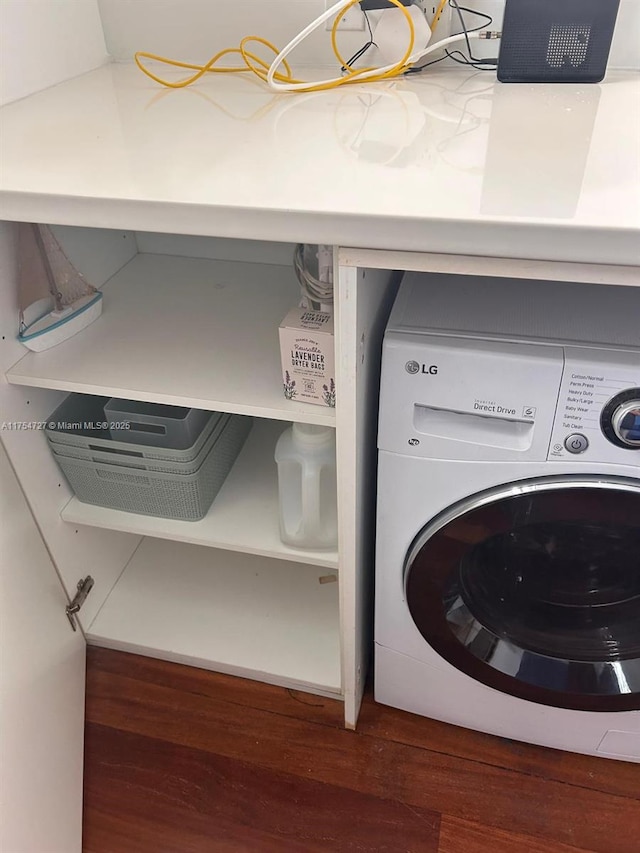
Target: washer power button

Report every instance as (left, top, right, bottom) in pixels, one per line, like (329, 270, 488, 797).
(564, 434, 589, 454)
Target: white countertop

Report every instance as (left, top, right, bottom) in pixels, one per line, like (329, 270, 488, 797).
(1, 62, 639, 265)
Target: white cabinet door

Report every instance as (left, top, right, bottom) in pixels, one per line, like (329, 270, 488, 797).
(0, 442, 85, 853)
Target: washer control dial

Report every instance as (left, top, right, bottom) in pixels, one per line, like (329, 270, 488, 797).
(601, 389, 640, 450)
(612, 400, 640, 447)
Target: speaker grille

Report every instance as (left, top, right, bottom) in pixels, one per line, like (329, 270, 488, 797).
(497, 0, 620, 83)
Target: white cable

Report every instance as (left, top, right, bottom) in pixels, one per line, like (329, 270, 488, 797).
(294, 245, 334, 310)
(268, 30, 482, 92)
(266, 1, 482, 93)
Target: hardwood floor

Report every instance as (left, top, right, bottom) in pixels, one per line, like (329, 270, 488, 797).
(84, 648, 640, 853)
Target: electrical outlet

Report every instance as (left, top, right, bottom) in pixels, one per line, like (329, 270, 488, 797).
(325, 0, 366, 31)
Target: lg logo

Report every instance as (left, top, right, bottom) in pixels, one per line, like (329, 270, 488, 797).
(405, 361, 438, 375)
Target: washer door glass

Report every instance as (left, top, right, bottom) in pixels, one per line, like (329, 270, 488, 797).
(405, 476, 640, 712)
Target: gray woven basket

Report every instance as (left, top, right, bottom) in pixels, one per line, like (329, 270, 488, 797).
(50, 413, 225, 475)
(46, 394, 219, 463)
(54, 414, 252, 520)
(104, 398, 211, 448)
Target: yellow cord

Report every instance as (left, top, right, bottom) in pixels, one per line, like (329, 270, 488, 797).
(330, 0, 411, 77)
(269, 0, 413, 94)
(431, 0, 449, 29)
(135, 0, 416, 94)
(134, 46, 296, 89)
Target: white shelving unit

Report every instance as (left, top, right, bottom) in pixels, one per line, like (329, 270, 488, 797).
(3, 243, 348, 701)
(62, 418, 338, 569)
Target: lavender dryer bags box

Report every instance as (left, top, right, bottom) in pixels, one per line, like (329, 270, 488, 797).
(279, 307, 336, 408)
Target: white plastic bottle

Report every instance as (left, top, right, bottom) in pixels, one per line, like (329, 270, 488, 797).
(274, 422, 338, 550)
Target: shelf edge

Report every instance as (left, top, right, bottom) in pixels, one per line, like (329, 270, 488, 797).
(85, 635, 343, 699)
(62, 497, 339, 570)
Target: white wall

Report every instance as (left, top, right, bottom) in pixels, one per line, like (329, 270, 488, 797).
(96, 0, 452, 66)
(98, 0, 639, 69)
(610, 0, 640, 68)
(0, 0, 109, 106)
(97, 0, 365, 67)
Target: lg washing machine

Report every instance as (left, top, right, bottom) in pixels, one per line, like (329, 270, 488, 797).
(375, 272, 640, 762)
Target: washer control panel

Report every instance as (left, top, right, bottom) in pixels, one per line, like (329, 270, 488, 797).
(549, 348, 640, 463)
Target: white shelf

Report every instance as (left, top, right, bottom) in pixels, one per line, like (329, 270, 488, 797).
(86, 538, 342, 697)
(7, 253, 336, 427)
(62, 419, 338, 569)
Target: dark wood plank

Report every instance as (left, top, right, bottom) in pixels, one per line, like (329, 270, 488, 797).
(85, 656, 640, 853)
(356, 697, 640, 801)
(86, 646, 344, 728)
(83, 723, 440, 853)
(438, 816, 594, 853)
(84, 807, 285, 853)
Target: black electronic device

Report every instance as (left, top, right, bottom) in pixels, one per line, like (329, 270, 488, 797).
(497, 0, 621, 83)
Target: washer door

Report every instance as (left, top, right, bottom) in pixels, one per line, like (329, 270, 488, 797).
(405, 476, 640, 711)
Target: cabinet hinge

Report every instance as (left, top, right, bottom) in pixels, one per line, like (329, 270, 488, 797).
(65, 575, 94, 632)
